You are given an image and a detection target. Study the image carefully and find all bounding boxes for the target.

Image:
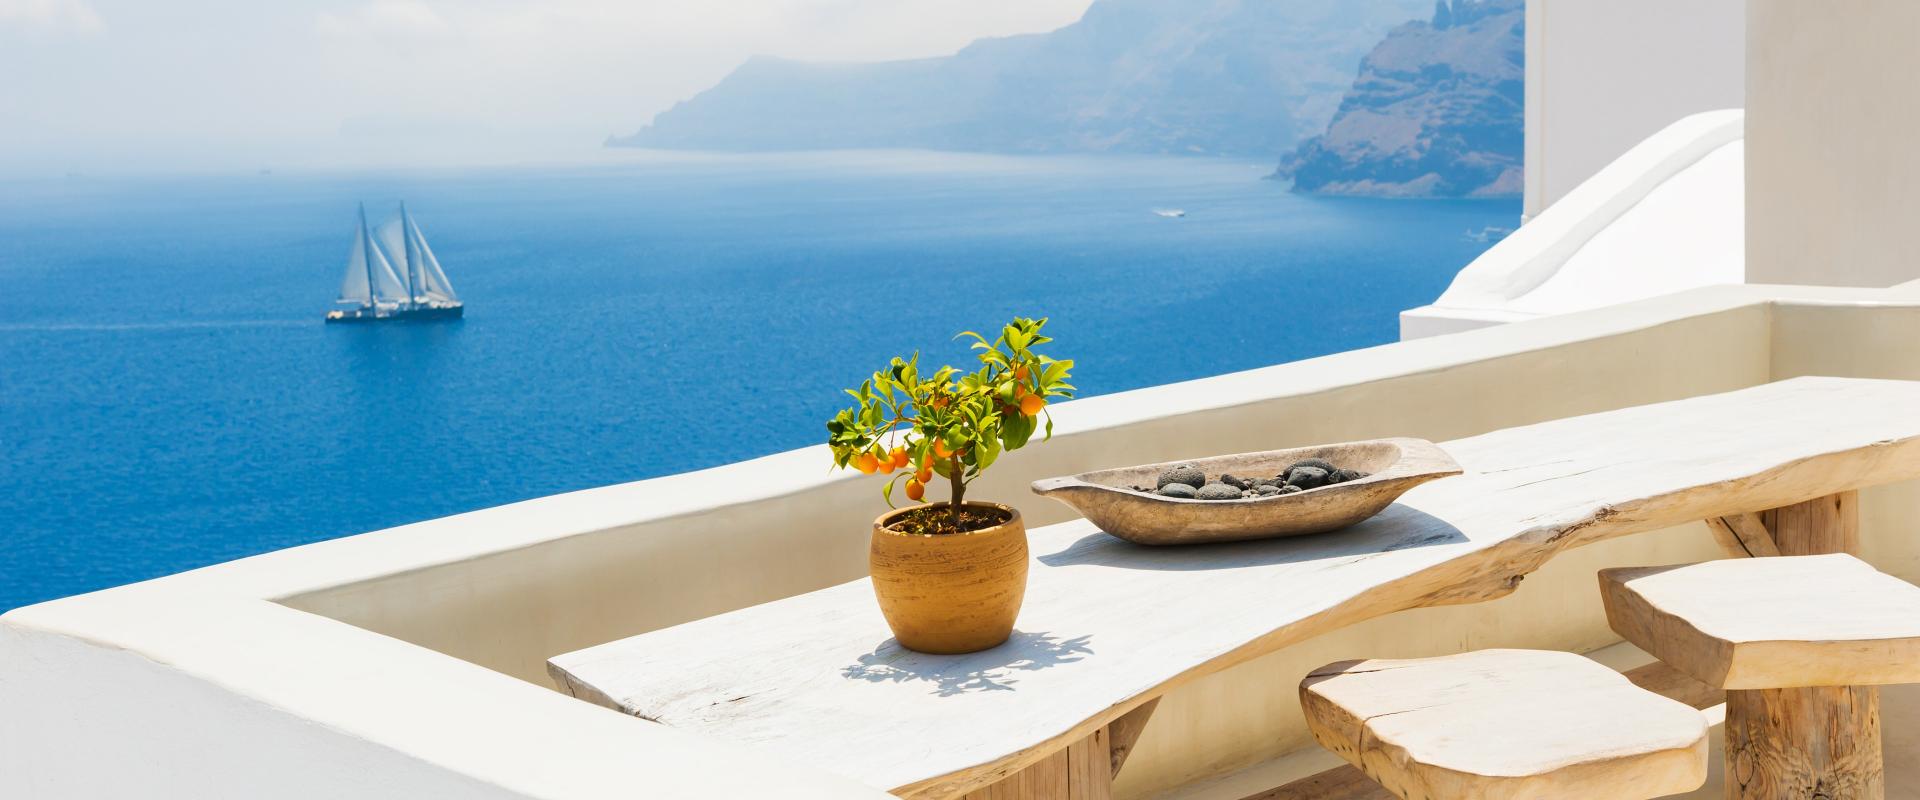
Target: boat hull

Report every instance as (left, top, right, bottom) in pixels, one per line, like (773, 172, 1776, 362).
(326, 304, 464, 324)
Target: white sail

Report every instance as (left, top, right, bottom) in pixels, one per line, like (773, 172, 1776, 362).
(338, 222, 374, 305)
(405, 211, 459, 303)
(338, 210, 409, 306)
(373, 216, 416, 301)
(374, 206, 459, 305)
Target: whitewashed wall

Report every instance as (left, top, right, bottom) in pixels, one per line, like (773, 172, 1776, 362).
(1747, 0, 1920, 288)
(1523, 0, 1745, 220)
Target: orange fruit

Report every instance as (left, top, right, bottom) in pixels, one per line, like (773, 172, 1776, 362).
(915, 465, 933, 483)
(1013, 382, 1028, 399)
(889, 447, 909, 468)
(905, 478, 925, 501)
(853, 453, 879, 474)
(933, 439, 954, 459)
(1014, 364, 1030, 381)
(1019, 394, 1046, 416)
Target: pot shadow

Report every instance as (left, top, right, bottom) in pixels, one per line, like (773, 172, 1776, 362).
(841, 630, 1094, 696)
(1037, 503, 1467, 572)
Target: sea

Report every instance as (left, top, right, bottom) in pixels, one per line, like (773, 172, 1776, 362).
(0, 150, 1517, 611)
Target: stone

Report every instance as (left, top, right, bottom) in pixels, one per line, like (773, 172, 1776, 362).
(1330, 468, 1367, 484)
(1287, 466, 1331, 490)
(1156, 483, 1197, 499)
(1156, 464, 1206, 490)
(1278, 484, 1304, 495)
(1196, 483, 1242, 501)
(1254, 484, 1283, 496)
(1220, 473, 1254, 490)
(1287, 458, 1338, 474)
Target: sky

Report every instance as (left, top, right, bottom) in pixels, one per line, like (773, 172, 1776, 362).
(0, 0, 1094, 175)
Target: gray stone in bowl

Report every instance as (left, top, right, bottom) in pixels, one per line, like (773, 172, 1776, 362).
(1029, 438, 1462, 545)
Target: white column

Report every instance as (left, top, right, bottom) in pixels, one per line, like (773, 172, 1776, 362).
(1747, 0, 1920, 288)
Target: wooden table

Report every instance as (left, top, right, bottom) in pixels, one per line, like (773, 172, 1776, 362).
(549, 377, 1920, 799)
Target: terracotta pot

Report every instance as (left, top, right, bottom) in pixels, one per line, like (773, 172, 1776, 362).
(870, 502, 1028, 654)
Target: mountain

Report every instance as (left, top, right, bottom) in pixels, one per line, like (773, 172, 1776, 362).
(1277, 0, 1524, 197)
(611, 0, 1431, 158)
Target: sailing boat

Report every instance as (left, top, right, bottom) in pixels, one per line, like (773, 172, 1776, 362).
(325, 202, 465, 323)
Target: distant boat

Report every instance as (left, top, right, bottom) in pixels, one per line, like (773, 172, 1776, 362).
(1463, 225, 1514, 243)
(1152, 208, 1187, 218)
(326, 203, 464, 323)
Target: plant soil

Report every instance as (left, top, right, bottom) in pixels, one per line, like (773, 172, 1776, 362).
(886, 504, 1012, 536)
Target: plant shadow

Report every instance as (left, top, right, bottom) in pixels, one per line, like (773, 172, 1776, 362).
(841, 630, 1094, 696)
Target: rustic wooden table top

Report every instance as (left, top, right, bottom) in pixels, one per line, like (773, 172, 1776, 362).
(1603, 554, 1920, 689)
(549, 377, 1920, 798)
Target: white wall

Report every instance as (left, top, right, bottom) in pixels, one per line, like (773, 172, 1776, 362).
(1747, 0, 1920, 288)
(1524, 0, 1745, 220)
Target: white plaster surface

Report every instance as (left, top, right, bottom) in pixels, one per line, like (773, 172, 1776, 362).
(1523, 0, 1745, 219)
(1748, 0, 1920, 289)
(1404, 111, 1744, 339)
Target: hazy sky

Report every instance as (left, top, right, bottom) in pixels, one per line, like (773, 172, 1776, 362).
(0, 0, 1094, 174)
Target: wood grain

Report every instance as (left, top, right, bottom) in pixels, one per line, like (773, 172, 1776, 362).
(1103, 698, 1156, 778)
(549, 378, 1920, 798)
(1704, 512, 1781, 558)
(1726, 686, 1883, 800)
(1255, 660, 1723, 800)
(1770, 490, 1859, 555)
(1299, 650, 1708, 800)
(1600, 555, 1920, 689)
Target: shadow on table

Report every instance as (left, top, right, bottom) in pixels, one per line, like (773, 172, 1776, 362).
(1036, 503, 1466, 572)
(842, 630, 1094, 696)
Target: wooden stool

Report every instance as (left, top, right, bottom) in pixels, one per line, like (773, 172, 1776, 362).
(1300, 649, 1709, 799)
(1601, 554, 1920, 799)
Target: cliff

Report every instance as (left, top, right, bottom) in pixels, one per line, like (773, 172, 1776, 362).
(610, 0, 1430, 158)
(1277, 0, 1524, 197)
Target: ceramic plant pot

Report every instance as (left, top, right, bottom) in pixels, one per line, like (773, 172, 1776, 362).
(869, 502, 1028, 654)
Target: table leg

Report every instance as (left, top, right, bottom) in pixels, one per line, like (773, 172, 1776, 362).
(1700, 491, 1874, 799)
(1724, 685, 1882, 799)
(1766, 491, 1859, 556)
(961, 712, 1144, 800)
(955, 728, 1104, 800)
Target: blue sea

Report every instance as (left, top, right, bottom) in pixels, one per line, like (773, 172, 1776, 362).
(0, 151, 1516, 611)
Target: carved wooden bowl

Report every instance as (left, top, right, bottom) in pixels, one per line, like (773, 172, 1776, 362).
(1030, 438, 1462, 545)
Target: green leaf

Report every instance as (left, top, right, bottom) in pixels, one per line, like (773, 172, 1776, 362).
(1041, 361, 1071, 384)
(975, 436, 1000, 471)
(1002, 411, 1035, 450)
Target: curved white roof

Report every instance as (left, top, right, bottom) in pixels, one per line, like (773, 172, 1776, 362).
(1403, 110, 1745, 337)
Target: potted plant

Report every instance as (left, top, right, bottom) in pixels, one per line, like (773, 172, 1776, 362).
(828, 317, 1073, 654)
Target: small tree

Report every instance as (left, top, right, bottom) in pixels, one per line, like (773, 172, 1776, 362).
(828, 317, 1073, 533)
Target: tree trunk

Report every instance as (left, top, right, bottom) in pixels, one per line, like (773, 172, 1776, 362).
(948, 454, 966, 531)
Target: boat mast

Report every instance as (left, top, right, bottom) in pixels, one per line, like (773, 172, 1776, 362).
(399, 201, 418, 309)
(357, 203, 379, 310)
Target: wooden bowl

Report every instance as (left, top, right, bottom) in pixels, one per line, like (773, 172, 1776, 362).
(1029, 438, 1461, 545)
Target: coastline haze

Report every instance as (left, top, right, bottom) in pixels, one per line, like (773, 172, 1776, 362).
(0, 0, 1095, 176)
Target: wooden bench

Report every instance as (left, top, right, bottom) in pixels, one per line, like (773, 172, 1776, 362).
(1603, 555, 1920, 799)
(548, 378, 1920, 799)
(1300, 649, 1709, 799)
